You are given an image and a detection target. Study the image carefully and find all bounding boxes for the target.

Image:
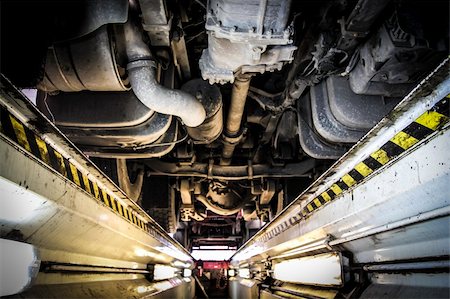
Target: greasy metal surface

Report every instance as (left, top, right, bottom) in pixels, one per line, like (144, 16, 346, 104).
(171, 23, 191, 80)
(297, 93, 349, 159)
(226, 77, 251, 137)
(60, 112, 172, 148)
(221, 77, 251, 165)
(123, 20, 206, 127)
(310, 76, 399, 143)
(38, 91, 154, 128)
(348, 14, 445, 97)
(326, 76, 399, 130)
(182, 79, 223, 143)
(206, 0, 292, 42)
(231, 58, 449, 265)
(53, 0, 129, 41)
(77, 119, 178, 158)
(196, 195, 243, 216)
(39, 90, 174, 152)
(139, 0, 171, 46)
(39, 26, 128, 92)
(145, 159, 315, 180)
(0, 75, 193, 266)
(199, 0, 295, 83)
(128, 60, 206, 128)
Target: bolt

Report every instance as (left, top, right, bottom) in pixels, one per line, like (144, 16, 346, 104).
(253, 46, 261, 52)
(252, 46, 264, 61)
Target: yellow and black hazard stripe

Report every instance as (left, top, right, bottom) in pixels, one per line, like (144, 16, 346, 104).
(298, 97, 449, 217)
(0, 106, 149, 232)
(259, 97, 449, 243)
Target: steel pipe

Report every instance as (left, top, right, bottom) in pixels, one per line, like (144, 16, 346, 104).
(220, 76, 252, 165)
(226, 77, 252, 136)
(363, 260, 450, 272)
(145, 159, 315, 180)
(123, 21, 206, 127)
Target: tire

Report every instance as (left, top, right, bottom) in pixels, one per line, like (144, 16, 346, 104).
(90, 158, 119, 184)
(142, 176, 179, 234)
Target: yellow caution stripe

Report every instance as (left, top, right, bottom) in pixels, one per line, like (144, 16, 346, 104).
(0, 106, 149, 233)
(293, 97, 449, 229)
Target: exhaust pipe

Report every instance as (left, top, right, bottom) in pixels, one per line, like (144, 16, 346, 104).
(220, 76, 252, 165)
(123, 21, 206, 127)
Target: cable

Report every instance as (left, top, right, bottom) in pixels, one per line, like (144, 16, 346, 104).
(183, 19, 205, 30)
(133, 132, 189, 150)
(186, 31, 206, 43)
(194, 0, 206, 10)
(43, 92, 55, 123)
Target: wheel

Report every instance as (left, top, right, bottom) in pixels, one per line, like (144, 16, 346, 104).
(142, 176, 179, 234)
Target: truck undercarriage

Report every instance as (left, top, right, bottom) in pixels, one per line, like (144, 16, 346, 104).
(1, 0, 448, 263)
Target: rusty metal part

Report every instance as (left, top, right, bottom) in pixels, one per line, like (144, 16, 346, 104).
(172, 22, 191, 80)
(220, 76, 252, 165)
(116, 159, 144, 202)
(145, 159, 315, 180)
(226, 77, 252, 136)
(38, 26, 129, 92)
(179, 180, 206, 221)
(199, 0, 295, 84)
(196, 195, 244, 216)
(251, 180, 276, 222)
(122, 20, 206, 127)
(180, 204, 206, 221)
(128, 60, 206, 127)
(180, 180, 192, 205)
(138, 0, 172, 46)
(182, 79, 223, 143)
(207, 183, 243, 211)
(257, 181, 276, 205)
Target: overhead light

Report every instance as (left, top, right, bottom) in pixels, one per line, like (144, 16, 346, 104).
(191, 249, 236, 261)
(153, 264, 178, 281)
(272, 252, 344, 286)
(238, 268, 250, 279)
(183, 268, 192, 277)
(199, 245, 229, 250)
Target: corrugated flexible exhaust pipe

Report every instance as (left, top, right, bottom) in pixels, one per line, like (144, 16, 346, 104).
(123, 21, 206, 127)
